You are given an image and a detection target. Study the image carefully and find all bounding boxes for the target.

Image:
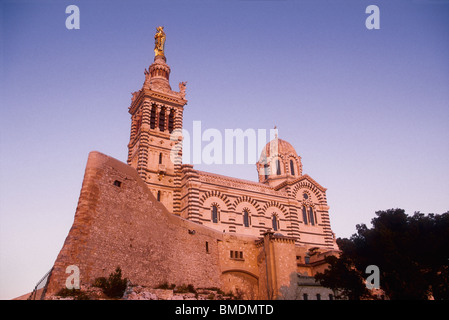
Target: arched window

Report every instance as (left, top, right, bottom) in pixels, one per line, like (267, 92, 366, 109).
(305, 254, 310, 264)
(150, 104, 156, 129)
(309, 207, 315, 226)
(157, 190, 161, 202)
(272, 214, 279, 231)
(158, 107, 166, 131)
(168, 110, 174, 133)
(276, 159, 281, 175)
(211, 205, 218, 223)
(243, 210, 250, 227)
(159, 152, 163, 164)
(290, 160, 295, 176)
(302, 206, 308, 225)
(264, 164, 269, 180)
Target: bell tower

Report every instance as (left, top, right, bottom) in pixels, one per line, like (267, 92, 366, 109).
(127, 26, 187, 214)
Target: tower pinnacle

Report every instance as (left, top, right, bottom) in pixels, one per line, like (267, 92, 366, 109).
(154, 26, 166, 58)
(143, 26, 171, 91)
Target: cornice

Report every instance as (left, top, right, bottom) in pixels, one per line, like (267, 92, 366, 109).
(273, 174, 327, 193)
(196, 170, 289, 197)
(128, 88, 187, 114)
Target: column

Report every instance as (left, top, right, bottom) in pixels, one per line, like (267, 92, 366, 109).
(136, 101, 151, 182)
(164, 107, 170, 132)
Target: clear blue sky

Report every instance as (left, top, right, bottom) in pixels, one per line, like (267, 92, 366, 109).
(1, 0, 448, 299)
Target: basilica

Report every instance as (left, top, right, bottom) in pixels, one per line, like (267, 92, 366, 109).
(43, 27, 339, 300)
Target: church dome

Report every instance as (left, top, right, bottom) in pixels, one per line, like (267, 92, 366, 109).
(257, 137, 302, 184)
(259, 138, 299, 162)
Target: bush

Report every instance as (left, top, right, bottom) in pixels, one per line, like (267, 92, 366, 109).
(93, 267, 128, 299)
(56, 288, 89, 300)
(156, 282, 176, 290)
(174, 284, 196, 294)
(92, 277, 107, 288)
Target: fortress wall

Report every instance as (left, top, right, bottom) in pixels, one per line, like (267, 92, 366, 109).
(217, 234, 261, 299)
(271, 238, 298, 299)
(45, 151, 224, 297)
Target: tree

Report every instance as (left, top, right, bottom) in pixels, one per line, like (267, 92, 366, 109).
(315, 209, 449, 300)
(93, 267, 128, 299)
(314, 252, 371, 300)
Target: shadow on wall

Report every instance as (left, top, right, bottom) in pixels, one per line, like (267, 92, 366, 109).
(277, 272, 299, 300)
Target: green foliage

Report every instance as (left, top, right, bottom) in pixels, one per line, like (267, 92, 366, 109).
(155, 282, 176, 290)
(93, 267, 128, 299)
(315, 254, 371, 300)
(174, 283, 196, 294)
(56, 288, 89, 300)
(315, 209, 449, 300)
(92, 277, 107, 288)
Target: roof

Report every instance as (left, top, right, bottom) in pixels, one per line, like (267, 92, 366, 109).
(259, 138, 299, 162)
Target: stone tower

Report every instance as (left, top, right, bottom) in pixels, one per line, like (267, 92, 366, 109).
(127, 26, 187, 213)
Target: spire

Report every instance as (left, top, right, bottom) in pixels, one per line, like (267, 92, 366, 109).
(143, 26, 171, 91)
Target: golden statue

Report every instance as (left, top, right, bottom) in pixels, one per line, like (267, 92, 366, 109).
(154, 26, 166, 57)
